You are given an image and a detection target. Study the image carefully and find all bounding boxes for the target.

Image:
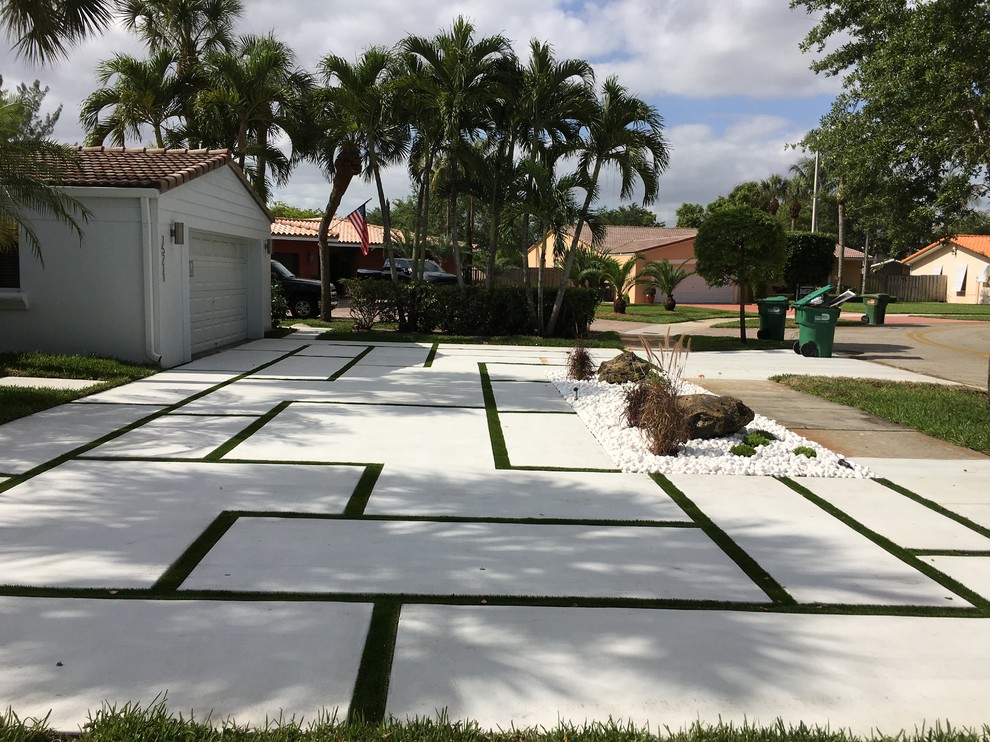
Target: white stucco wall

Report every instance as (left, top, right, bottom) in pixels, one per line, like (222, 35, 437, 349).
(908, 247, 990, 304)
(0, 166, 272, 367)
(1, 191, 151, 362)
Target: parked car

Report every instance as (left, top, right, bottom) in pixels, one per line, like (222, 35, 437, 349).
(356, 258, 458, 284)
(271, 259, 337, 319)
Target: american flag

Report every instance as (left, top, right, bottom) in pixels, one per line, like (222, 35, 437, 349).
(346, 203, 370, 256)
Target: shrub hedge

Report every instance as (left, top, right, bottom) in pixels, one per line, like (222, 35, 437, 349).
(341, 281, 598, 338)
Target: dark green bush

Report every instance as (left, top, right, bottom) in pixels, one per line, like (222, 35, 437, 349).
(270, 280, 288, 328)
(340, 279, 397, 331)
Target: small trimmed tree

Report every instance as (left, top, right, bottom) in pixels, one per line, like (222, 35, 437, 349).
(784, 232, 835, 294)
(694, 205, 787, 343)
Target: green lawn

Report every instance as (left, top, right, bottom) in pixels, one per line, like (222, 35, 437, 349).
(842, 301, 990, 320)
(594, 304, 740, 323)
(0, 352, 158, 425)
(772, 375, 990, 454)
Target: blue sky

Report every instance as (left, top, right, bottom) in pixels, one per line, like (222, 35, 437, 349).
(1, 0, 841, 225)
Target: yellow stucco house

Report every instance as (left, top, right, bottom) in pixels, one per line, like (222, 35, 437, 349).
(528, 226, 739, 305)
(901, 235, 990, 304)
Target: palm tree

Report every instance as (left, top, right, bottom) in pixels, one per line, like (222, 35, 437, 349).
(119, 0, 242, 80)
(1, 80, 90, 262)
(402, 17, 513, 287)
(546, 76, 670, 335)
(759, 173, 787, 216)
(584, 253, 641, 314)
(80, 50, 182, 148)
(195, 34, 312, 202)
(637, 259, 693, 311)
(320, 46, 410, 285)
(1, 0, 114, 62)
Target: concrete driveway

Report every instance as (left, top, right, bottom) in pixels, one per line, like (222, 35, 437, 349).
(0, 330, 988, 734)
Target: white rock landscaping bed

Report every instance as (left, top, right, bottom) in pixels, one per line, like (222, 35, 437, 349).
(548, 373, 873, 478)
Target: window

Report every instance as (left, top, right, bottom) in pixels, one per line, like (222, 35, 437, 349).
(0, 244, 19, 289)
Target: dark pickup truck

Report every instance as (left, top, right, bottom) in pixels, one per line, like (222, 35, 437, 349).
(271, 259, 337, 319)
(356, 258, 458, 284)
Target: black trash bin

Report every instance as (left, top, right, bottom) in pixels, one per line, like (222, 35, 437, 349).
(755, 296, 790, 340)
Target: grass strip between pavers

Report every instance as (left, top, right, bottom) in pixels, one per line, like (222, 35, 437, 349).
(652, 473, 796, 606)
(0, 346, 310, 496)
(423, 342, 439, 367)
(204, 401, 291, 460)
(877, 477, 990, 541)
(153, 512, 239, 592)
(479, 362, 510, 469)
(348, 600, 401, 723)
(479, 362, 619, 473)
(344, 464, 385, 517)
(228, 510, 700, 528)
(329, 346, 375, 380)
(910, 550, 990, 557)
(777, 477, 990, 614)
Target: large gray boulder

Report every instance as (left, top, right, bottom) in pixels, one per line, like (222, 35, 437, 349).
(597, 351, 654, 384)
(675, 394, 755, 439)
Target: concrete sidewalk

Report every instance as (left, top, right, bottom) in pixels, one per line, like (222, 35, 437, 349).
(0, 332, 988, 733)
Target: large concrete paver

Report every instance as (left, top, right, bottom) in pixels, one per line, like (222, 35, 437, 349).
(387, 605, 990, 733)
(0, 597, 371, 731)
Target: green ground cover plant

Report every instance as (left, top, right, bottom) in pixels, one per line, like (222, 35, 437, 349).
(772, 375, 990, 454)
(0, 353, 157, 424)
(4, 701, 989, 742)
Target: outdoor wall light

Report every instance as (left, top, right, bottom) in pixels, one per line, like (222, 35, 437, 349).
(171, 222, 185, 244)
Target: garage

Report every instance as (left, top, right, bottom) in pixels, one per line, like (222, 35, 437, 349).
(190, 233, 250, 355)
(675, 271, 737, 304)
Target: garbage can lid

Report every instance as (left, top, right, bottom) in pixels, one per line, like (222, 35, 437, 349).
(793, 284, 834, 307)
(756, 295, 789, 304)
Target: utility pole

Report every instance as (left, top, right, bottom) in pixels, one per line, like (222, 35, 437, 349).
(811, 151, 820, 233)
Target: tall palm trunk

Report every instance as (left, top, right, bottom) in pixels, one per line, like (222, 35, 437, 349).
(547, 159, 601, 337)
(318, 141, 361, 321)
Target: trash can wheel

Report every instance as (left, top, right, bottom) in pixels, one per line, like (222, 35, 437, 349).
(757, 329, 767, 340)
(800, 341, 820, 357)
(861, 314, 869, 323)
(793, 340, 801, 355)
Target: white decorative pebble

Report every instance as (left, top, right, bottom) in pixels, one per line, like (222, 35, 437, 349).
(548, 372, 873, 479)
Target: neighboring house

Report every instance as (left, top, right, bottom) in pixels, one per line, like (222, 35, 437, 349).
(901, 234, 990, 304)
(834, 244, 866, 290)
(272, 217, 392, 281)
(0, 147, 273, 367)
(528, 226, 739, 304)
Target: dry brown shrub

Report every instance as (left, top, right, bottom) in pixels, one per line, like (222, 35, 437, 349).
(566, 339, 595, 380)
(622, 333, 692, 456)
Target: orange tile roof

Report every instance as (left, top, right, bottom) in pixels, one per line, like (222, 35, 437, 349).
(272, 216, 390, 245)
(571, 225, 697, 255)
(43, 146, 270, 219)
(902, 234, 990, 264)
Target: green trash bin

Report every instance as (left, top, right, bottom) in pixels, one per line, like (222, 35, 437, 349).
(791, 285, 840, 357)
(859, 293, 891, 325)
(755, 296, 790, 340)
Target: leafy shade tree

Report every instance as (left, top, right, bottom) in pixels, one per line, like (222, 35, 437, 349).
(694, 205, 787, 343)
(793, 0, 990, 251)
(675, 202, 705, 228)
(80, 49, 181, 147)
(547, 76, 670, 335)
(783, 232, 834, 293)
(1, 76, 90, 261)
(269, 201, 321, 218)
(597, 203, 660, 226)
(636, 258, 692, 311)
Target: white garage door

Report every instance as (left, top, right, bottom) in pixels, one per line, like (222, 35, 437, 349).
(190, 234, 249, 355)
(676, 272, 737, 304)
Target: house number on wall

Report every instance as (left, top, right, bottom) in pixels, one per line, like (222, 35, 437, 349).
(160, 237, 166, 282)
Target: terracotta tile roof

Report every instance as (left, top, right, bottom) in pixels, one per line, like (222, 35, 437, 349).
(44, 147, 271, 220)
(572, 225, 698, 255)
(272, 216, 389, 245)
(902, 234, 990, 264)
(835, 245, 865, 260)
